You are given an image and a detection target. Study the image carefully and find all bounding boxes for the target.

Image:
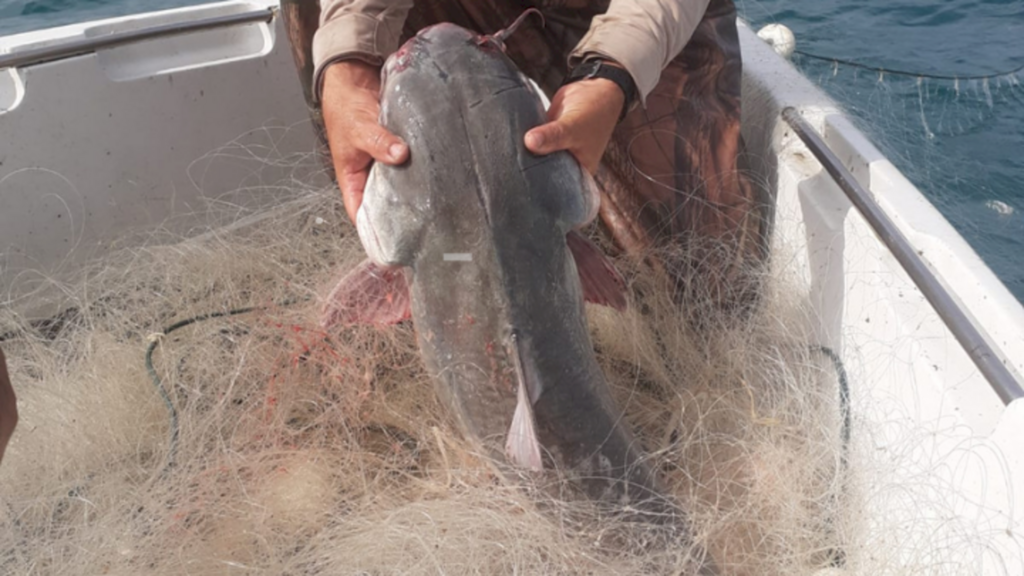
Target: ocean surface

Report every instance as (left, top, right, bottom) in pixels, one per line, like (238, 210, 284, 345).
(2, 0, 1022, 302)
(739, 0, 1024, 304)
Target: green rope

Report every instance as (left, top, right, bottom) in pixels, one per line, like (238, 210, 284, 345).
(809, 344, 852, 568)
(145, 299, 302, 474)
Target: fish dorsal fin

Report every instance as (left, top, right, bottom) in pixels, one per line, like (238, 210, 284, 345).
(505, 330, 543, 471)
(567, 231, 628, 311)
(320, 259, 411, 328)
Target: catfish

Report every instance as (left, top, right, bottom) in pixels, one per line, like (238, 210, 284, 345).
(322, 15, 715, 570)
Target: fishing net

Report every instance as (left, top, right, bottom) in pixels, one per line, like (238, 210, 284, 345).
(3, 124, 1022, 573)
(739, 3, 1024, 571)
(0, 140, 862, 574)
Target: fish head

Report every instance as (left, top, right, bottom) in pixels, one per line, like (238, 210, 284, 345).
(383, 23, 481, 81)
(362, 20, 603, 260)
(384, 9, 543, 81)
(358, 19, 601, 272)
(356, 24, 501, 269)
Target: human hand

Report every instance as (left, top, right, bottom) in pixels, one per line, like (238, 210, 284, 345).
(0, 347, 17, 466)
(321, 60, 410, 224)
(524, 73, 626, 174)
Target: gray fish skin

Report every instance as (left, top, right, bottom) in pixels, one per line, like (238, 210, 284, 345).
(347, 23, 672, 520)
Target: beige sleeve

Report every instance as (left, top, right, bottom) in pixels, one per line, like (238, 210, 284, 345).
(312, 0, 413, 101)
(569, 0, 712, 106)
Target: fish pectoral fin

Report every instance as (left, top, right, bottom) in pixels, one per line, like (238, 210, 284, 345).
(567, 231, 628, 312)
(320, 259, 411, 328)
(505, 377, 543, 472)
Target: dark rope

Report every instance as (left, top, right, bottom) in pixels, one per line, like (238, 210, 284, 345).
(145, 299, 302, 474)
(810, 345, 852, 454)
(809, 344, 852, 568)
(794, 49, 1024, 82)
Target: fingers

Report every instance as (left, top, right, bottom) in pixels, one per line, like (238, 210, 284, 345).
(321, 61, 408, 167)
(525, 119, 571, 156)
(0, 346, 16, 466)
(523, 80, 624, 175)
(339, 168, 369, 224)
(526, 114, 602, 174)
(334, 123, 408, 223)
(321, 61, 409, 223)
(353, 123, 409, 166)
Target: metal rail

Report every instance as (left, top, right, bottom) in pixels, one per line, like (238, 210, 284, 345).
(782, 107, 1024, 405)
(0, 7, 276, 70)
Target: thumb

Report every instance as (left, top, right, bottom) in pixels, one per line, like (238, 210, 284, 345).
(357, 123, 410, 166)
(525, 119, 572, 155)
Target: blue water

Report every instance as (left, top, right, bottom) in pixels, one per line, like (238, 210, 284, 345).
(738, 0, 1024, 303)
(2, 0, 1022, 302)
(0, 0, 206, 34)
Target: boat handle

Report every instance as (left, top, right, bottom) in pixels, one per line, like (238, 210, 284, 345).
(782, 107, 1024, 405)
(0, 7, 276, 70)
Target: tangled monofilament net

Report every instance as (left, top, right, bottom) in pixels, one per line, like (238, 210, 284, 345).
(0, 178, 1006, 574)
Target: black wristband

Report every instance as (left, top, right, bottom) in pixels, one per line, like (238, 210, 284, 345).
(562, 59, 638, 121)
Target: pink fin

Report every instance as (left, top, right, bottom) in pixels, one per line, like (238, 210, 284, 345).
(505, 331, 543, 471)
(505, 373, 543, 471)
(567, 231, 627, 312)
(320, 259, 411, 328)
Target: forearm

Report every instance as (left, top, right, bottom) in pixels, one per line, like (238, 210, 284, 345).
(313, 0, 414, 101)
(569, 0, 711, 105)
(0, 347, 17, 463)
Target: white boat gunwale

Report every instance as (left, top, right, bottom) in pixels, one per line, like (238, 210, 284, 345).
(782, 106, 1024, 405)
(0, 6, 275, 70)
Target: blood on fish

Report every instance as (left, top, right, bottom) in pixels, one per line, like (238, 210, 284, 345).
(473, 35, 502, 53)
(388, 44, 415, 74)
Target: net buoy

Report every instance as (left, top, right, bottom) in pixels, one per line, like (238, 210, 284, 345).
(986, 200, 1014, 216)
(757, 23, 796, 58)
